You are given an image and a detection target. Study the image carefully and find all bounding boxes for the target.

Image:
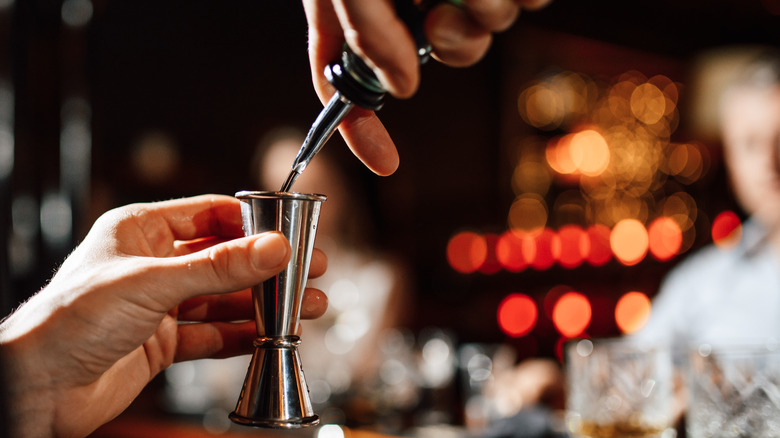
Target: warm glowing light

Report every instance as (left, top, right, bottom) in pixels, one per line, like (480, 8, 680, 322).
(585, 224, 613, 266)
(543, 285, 571, 321)
(554, 225, 588, 269)
(615, 291, 651, 334)
(667, 143, 705, 184)
(446, 232, 488, 274)
(661, 192, 697, 232)
(529, 228, 556, 270)
(497, 230, 528, 272)
(610, 219, 649, 266)
(569, 129, 610, 176)
(631, 83, 666, 125)
(519, 84, 565, 130)
(546, 134, 577, 175)
(479, 233, 501, 274)
(512, 159, 552, 196)
(508, 194, 548, 231)
(648, 217, 682, 261)
(497, 294, 538, 337)
(552, 292, 591, 337)
(712, 211, 743, 249)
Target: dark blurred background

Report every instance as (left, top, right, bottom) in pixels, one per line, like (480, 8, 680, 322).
(1, 1, 780, 429)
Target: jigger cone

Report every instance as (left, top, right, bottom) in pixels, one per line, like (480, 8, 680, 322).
(230, 191, 325, 428)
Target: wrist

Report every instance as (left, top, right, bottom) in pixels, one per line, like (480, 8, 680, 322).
(1, 318, 56, 437)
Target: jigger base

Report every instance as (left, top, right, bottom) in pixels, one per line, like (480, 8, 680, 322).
(228, 413, 320, 429)
(230, 336, 319, 429)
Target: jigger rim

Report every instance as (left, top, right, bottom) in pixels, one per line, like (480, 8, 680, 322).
(236, 190, 326, 202)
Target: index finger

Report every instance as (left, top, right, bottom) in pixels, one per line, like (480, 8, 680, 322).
(128, 194, 245, 242)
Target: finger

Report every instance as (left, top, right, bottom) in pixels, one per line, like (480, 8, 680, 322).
(174, 320, 256, 362)
(148, 232, 291, 307)
(173, 236, 229, 256)
(425, 3, 492, 67)
(309, 248, 328, 278)
(462, 0, 521, 32)
(178, 286, 327, 322)
(301, 288, 328, 319)
(122, 194, 245, 242)
(178, 289, 254, 322)
(333, 0, 421, 98)
(517, 0, 553, 11)
(338, 107, 400, 176)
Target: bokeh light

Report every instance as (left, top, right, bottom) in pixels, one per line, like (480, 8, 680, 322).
(508, 194, 548, 231)
(496, 230, 528, 272)
(529, 228, 556, 270)
(512, 158, 552, 196)
(711, 211, 742, 249)
(554, 225, 588, 269)
(569, 129, 610, 176)
(552, 291, 592, 337)
(648, 217, 682, 261)
(519, 83, 565, 131)
(610, 219, 649, 266)
(446, 231, 488, 274)
(478, 233, 501, 274)
(631, 83, 666, 125)
(585, 224, 613, 266)
(615, 291, 651, 334)
(497, 294, 538, 337)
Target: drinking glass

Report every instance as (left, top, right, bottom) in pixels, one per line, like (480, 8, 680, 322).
(687, 342, 780, 438)
(565, 338, 676, 438)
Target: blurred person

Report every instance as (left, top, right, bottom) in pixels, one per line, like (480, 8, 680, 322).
(633, 48, 780, 359)
(469, 48, 780, 436)
(0, 195, 328, 438)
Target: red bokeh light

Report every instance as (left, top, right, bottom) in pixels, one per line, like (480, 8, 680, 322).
(711, 211, 742, 249)
(478, 233, 502, 274)
(497, 293, 538, 337)
(496, 230, 528, 272)
(529, 228, 556, 270)
(552, 291, 592, 337)
(585, 224, 613, 266)
(648, 217, 682, 261)
(554, 225, 589, 269)
(446, 231, 487, 274)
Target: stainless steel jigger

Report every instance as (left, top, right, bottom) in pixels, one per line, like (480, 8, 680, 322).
(230, 190, 326, 428)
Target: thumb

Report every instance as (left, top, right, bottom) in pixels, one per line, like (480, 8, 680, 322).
(153, 231, 291, 305)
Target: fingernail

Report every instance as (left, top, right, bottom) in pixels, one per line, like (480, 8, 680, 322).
(252, 232, 289, 269)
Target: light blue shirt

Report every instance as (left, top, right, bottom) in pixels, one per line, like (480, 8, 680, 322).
(634, 219, 780, 363)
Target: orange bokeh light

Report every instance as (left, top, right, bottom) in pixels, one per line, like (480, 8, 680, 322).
(446, 231, 488, 274)
(615, 291, 652, 334)
(585, 224, 613, 266)
(610, 219, 649, 266)
(569, 129, 610, 176)
(552, 291, 592, 337)
(497, 293, 538, 337)
(712, 211, 743, 249)
(648, 217, 682, 261)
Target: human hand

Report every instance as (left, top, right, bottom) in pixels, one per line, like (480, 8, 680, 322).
(0, 194, 328, 438)
(302, 0, 552, 175)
